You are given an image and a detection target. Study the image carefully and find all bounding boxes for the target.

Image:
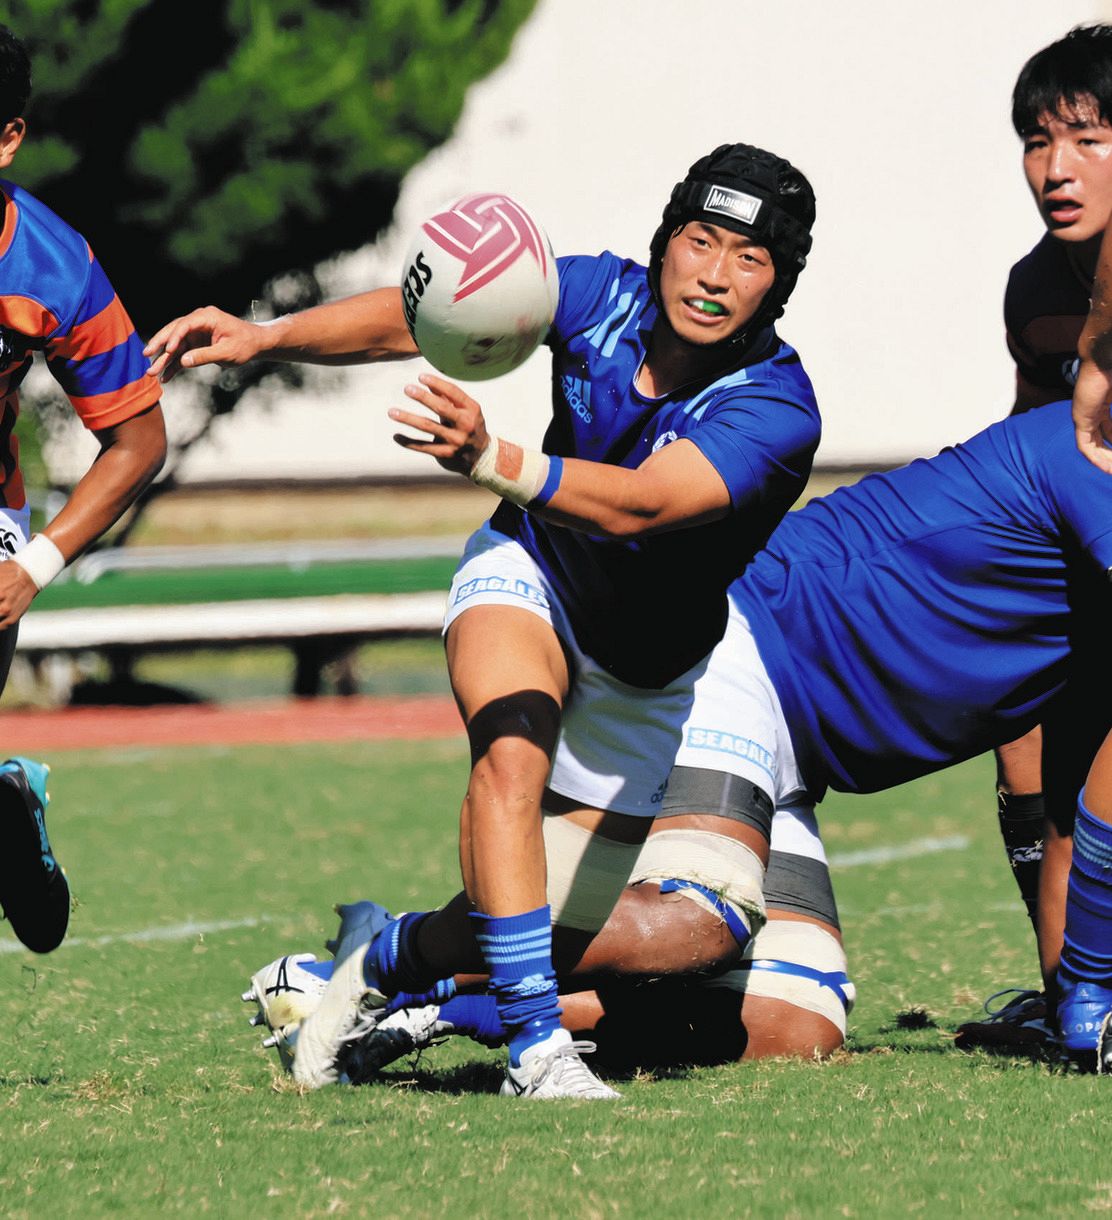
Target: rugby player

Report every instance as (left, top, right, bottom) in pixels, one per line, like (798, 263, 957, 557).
(253, 396, 1112, 1080)
(957, 24, 1112, 1051)
(0, 27, 167, 954)
(145, 144, 820, 1098)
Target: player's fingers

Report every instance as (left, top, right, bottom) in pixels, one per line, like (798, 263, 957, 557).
(179, 343, 238, 370)
(402, 386, 463, 432)
(387, 407, 456, 439)
(417, 372, 478, 412)
(392, 432, 454, 457)
(1078, 431, 1112, 475)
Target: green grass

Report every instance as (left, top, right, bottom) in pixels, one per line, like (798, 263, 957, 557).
(0, 740, 1103, 1217)
(33, 556, 458, 611)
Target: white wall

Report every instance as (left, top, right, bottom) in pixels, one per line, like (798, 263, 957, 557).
(73, 0, 1111, 481)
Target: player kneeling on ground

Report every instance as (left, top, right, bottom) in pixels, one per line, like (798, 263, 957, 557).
(248, 398, 1112, 1081)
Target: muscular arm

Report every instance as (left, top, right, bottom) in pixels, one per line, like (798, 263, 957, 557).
(144, 288, 419, 382)
(390, 373, 732, 539)
(0, 405, 167, 628)
(1073, 225, 1112, 472)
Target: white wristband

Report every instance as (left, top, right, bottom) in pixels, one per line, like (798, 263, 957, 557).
(469, 437, 552, 507)
(12, 534, 66, 590)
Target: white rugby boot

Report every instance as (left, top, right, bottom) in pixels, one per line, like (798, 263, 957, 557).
(241, 952, 330, 1070)
(292, 900, 392, 1088)
(500, 1028, 619, 1100)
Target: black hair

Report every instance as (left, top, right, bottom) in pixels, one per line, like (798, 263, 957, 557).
(648, 142, 816, 344)
(0, 25, 30, 127)
(1012, 24, 1112, 136)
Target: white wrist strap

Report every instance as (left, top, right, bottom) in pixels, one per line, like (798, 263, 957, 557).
(12, 534, 66, 590)
(469, 437, 552, 507)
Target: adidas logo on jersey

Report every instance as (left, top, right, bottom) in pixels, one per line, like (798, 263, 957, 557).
(561, 376, 592, 423)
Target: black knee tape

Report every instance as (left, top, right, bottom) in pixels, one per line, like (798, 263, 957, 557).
(659, 766, 773, 839)
(764, 850, 840, 929)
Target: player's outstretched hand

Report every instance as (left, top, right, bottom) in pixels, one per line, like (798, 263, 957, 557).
(1072, 359, 1112, 475)
(144, 307, 269, 383)
(389, 373, 492, 476)
(0, 560, 39, 630)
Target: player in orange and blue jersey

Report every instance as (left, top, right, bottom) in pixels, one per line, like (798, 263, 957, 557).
(0, 26, 167, 954)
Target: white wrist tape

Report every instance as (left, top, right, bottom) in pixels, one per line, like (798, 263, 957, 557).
(12, 534, 66, 590)
(469, 436, 553, 507)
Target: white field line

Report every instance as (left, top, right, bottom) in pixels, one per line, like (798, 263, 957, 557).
(0, 915, 274, 955)
(829, 834, 969, 869)
(0, 834, 973, 955)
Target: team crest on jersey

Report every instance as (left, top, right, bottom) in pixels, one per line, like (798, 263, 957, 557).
(0, 530, 17, 557)
(652, 430, 678, 453)
(421, 194, 549, 303)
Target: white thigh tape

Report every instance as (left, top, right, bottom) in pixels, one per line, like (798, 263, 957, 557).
(629, 828, 767, 931)
(543, 815, 642, 933)
(704, 921, 854, 1035)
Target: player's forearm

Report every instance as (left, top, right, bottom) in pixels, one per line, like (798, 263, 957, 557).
(258, 289, 419, 365)
(42, 407, 167, 562)
(469, 439, 729, 539)
(535, 458, 726, 539)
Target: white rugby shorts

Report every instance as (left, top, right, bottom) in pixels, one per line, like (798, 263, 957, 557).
(552, 594, 808, 817)
(446, 526, 808, 818)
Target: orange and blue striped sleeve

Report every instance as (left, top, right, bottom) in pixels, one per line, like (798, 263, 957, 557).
(45, 246, 160, 431)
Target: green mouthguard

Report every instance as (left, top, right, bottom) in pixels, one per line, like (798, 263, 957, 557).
(693, 300, 726, 316)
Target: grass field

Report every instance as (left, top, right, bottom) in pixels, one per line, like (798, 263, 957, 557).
(0, 737, 1105, 1217)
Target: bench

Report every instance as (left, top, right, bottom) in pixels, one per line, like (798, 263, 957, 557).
(14, 538, 460, 700)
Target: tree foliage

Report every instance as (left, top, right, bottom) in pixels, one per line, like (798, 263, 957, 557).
(7, 0, 536, 515)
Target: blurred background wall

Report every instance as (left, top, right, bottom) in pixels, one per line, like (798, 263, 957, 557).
(40, 0, 1108, 481)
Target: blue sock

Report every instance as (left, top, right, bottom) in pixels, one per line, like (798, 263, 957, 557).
(365, 910, 436, 993)
(469, 905, 562, 1066)
(1060, 794, 1112, 985)
(438, 994, 507, 1047)
(382, 977, 458, 1017)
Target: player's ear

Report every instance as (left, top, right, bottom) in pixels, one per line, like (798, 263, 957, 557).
(0, 118, 26, 170)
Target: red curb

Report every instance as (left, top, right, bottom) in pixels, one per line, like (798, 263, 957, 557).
(0, 695, 464, 752)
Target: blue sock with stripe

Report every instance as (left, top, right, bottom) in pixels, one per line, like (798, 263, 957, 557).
(365, 910, 437, 994)
(1060, 795, 1112, 984)
(469, 905, 562, 1066)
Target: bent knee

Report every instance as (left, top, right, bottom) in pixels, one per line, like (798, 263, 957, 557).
(738, 996, 844, 1060)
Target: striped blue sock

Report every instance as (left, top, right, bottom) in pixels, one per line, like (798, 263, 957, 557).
(366, 910, 435, 993)
(1061, 795, 1112, 984)
(469, 905, 562, 1066)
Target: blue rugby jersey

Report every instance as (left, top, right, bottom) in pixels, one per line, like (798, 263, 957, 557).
(0, 181, 159, 510)
(491, 251, 821, 688)
(732, 400, 1112, 799)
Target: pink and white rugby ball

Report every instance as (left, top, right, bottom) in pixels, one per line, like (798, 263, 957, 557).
(400, 193, 558, 381)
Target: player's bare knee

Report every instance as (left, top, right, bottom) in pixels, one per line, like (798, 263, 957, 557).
(626, 826, 767, 971)
(698, 920, 853, 1060)
(739, 996, 844, 1060)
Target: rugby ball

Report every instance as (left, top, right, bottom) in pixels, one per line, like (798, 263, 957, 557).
(400, 193, 558, 381)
